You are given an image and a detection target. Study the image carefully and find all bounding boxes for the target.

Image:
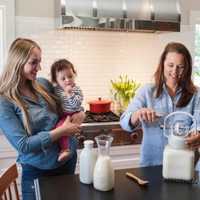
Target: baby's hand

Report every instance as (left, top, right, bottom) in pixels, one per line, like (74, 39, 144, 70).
(64, 85, 73, 95)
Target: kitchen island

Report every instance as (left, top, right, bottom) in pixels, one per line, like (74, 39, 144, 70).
(34, 166, 200, 200)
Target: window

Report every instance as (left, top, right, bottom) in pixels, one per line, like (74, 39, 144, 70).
(0, 5, 5, 71)
(193, 24, 200, 85)
(191, 11, 200, 85)
(0, 0, 15, 72)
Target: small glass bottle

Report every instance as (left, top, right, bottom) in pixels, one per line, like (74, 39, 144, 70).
(79, 140, 97, 184)
(93, 134, 114, 191)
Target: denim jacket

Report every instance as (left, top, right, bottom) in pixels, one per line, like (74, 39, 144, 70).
(0, 78, 77, 169)
(120, 83, 200, 167)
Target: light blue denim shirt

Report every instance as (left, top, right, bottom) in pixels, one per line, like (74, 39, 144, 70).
(120, 83, 200, 167)
(0, 78, 77, 170)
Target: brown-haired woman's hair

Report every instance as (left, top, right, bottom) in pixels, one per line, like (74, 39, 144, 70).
(0, 38, 62, 135)
(50, 59, 77, 83)
(154, 42, 197, 107)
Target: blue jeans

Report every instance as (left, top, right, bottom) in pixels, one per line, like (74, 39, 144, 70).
(21, 152, 77, 200)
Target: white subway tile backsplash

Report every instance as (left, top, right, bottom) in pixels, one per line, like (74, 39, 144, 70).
(15, 17, 193, 109)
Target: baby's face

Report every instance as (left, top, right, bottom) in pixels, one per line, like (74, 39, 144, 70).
(56, 68, 75, 89)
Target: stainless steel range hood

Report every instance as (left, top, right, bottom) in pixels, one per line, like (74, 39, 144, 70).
(58, 0, 181, 33)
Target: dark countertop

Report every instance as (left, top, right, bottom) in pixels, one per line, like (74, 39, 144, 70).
(34, 166, 200, 200)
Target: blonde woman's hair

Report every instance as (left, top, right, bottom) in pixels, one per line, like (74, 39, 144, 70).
(0, 38, 61, 135)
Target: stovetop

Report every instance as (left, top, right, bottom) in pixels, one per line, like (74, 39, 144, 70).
(83, 111, 120, 123)
(81, 111, 121, 131)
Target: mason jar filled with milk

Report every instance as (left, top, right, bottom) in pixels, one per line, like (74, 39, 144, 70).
(162, 111, 196, 181)
(93, 134, 114, 191)
(79, 140, 97, 184)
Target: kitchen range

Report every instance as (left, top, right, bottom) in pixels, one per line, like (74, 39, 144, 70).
(79, 110, 142, 148)
(82, 111, 120, 130)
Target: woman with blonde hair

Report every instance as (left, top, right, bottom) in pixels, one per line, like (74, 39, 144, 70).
(0, 38, 81, 200)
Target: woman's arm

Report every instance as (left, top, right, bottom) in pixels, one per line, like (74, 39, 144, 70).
(0, 97, 80, 154)
(186, 89, 200, 149)
(0, 98, 53, 154)
(120, 87, 146, 132)
(120, 85, 156, 132)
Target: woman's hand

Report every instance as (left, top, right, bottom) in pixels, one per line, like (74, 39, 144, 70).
(71, 111, 85, 125)
(61, 116, 81, 135)
(50, 116, 81, 142)
(131, 108, 156, 126)
(186, 132, 200, 150)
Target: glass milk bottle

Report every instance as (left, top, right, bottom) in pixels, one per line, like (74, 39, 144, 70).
(162, 111, 196, 181)
(93, 135, 114, 191)
(79, 140, 97, 184)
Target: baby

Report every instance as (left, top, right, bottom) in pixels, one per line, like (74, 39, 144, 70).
(51, 59, 84, 161)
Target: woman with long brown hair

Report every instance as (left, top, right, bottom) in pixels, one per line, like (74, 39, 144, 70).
(0, 38, 81, 200)
(120, 42, 200, 167)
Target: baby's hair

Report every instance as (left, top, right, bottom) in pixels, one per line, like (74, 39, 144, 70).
(51, 59, 77, 83)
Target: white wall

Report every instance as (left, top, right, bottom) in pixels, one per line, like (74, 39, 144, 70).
(180, 0, 200, 24)
(15, 22, 194, 110)
(13, 1, 199, 110)
(13, 1, 200, 107)
(16, 0, 55, 17)
(32, 30, 160, 107)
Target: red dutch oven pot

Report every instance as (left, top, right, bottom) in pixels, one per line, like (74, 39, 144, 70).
(88, 97, 112, 113)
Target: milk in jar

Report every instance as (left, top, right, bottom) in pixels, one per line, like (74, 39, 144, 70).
(162, 111, 195, 181)
(93, 135, 114, 191)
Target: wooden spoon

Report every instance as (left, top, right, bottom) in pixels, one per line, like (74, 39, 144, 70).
(126, 172, 149, 186)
